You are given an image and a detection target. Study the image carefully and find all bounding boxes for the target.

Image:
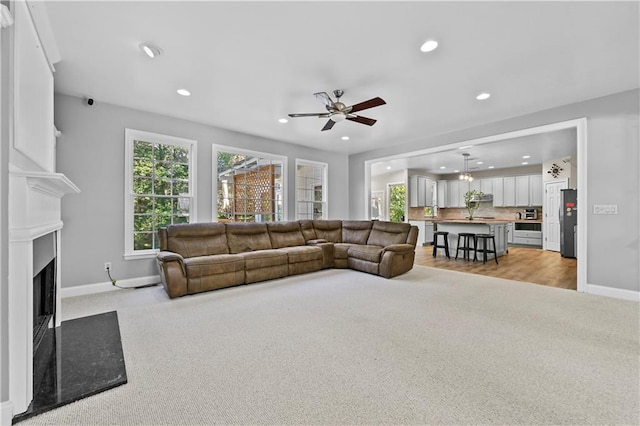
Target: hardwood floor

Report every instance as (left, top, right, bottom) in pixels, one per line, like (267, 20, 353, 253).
(414, 244, 577, 290)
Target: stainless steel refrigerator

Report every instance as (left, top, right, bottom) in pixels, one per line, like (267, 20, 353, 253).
(560, 189, 577, 258)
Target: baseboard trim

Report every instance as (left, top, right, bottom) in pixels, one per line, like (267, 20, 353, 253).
(586, 283, 640, 302)
(61, 275, 161, 299)
(1, 400, 13, 426)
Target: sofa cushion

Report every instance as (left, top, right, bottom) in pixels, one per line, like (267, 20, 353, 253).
(226, 223, 272, 254)
(312, 220, 342, 243)
(166, 223, 229, 257)
(267, 222, 305, 248)
(348, 245, 384, 263)
(240, 249, 288, 270)
(183, 254, 244, 278)
(367, 221, 411, 247)
(280, 245, 323, 263)
(342, 220, 373, 245)
(334, 243, 356, 260)
(298, 220, 317, 242)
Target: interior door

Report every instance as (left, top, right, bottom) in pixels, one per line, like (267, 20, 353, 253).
(544, 180, 568, 251)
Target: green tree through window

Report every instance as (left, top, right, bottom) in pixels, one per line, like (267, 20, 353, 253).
(131, 140, 191, 250)
(389, 184, 406, 223)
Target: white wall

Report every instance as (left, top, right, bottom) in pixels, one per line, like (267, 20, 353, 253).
(54, 93, 349, 288)
(349, 90, 640, 294)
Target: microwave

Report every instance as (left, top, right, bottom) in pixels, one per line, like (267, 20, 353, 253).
(524, 208, 538, 220)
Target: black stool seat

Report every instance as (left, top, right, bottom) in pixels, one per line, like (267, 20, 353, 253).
(432, 231, 450, 258)
(474, 233, 498, 264)
(455, 232, 476, 260)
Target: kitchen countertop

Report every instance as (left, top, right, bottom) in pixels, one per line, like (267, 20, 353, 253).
(411, 218, 543, 224)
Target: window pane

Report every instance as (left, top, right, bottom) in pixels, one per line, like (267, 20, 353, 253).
(134, 196, 152, 214)
(129, 133, 194, 253)
(133, 159, 153, 177)
(134, 232, 153, 250)
(133, 177, 153, 194)
(134, 141, 153, 158)
(134, 214, 154, 232)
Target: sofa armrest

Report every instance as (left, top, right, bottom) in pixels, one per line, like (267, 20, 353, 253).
(383, 243, 415, 253)
(306, 238, 328, 245)
(156, 251, 188, 298)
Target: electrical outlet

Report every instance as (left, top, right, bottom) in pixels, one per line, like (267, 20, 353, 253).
(104, 262, 112, 271)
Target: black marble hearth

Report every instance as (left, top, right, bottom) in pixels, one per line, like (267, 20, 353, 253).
(13, 311, 128, 424)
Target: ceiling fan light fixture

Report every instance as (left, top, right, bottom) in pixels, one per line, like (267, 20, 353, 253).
(138, 42, 162, 58)
(331, 113, 346, 122)
(420, 39, 439, 53)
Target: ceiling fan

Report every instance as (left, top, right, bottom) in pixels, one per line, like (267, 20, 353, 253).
(288, 89, 386, 131)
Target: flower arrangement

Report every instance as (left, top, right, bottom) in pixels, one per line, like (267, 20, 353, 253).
(464, 190, 484, 220)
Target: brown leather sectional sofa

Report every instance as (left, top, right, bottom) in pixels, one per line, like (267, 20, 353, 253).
(156, 220, 418, 298)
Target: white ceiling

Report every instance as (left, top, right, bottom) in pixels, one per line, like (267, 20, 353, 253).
(44, 1, 638, 155)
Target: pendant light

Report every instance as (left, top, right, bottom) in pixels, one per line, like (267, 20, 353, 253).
(459, 153, 474, 182)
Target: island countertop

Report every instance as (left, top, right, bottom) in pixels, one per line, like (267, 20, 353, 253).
(411, 218, 543, 224)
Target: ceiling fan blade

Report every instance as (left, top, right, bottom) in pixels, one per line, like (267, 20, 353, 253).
(313, 92, 335, 109)
(288, 112, 331, 118)
(321, 119, 336, 131)
(349, 97, 386, 113)
(347, 115, 377, 126)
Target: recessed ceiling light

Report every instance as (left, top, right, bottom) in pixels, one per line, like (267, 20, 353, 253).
(177, 89, 191, 96)
(440, 166, 446, 169)
(476, 92, 491, 101)
(341, 136, 350, 141)
(420, 39, 439, 53)
(386, 166, 391, 170)
(138, 42, 162, 58)
(458, 145, 473, 150)
(522, 162, 529, 165)
(278, 118, 288, 124)
(488, 166, 495, 169)
(522, 155, 530, 159)
(477, 161, 483, 165)
(454, 170, 460, 173)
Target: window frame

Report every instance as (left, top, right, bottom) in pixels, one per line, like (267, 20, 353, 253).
(124, 128, 197, 259)
(212, 144, 287, 222)
(295, 158, 328, 220)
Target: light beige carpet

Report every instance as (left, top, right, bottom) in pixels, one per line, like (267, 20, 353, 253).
(20, 266, 639, 425)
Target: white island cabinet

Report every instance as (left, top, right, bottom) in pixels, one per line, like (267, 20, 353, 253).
(434, 221, 508, 259)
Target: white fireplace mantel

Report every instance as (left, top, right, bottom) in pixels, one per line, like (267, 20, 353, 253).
(8, 170, 80, 415)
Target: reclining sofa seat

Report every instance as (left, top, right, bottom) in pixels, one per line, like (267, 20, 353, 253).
(157, 220, 418, 298)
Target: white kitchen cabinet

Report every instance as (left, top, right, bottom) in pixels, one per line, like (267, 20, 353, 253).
(506, 222, 514, 244)
(516, 175, 530, 206)
(492, 178, 504, 206)
(425, 178, 435, 206)
(437, 180, 447, 208)
(515, 174, 543, 206)
(530, 174, 543, 206)
(408, 220, 424, 244)
(447, 180, 461, 207)
(409, 176, 435, 207)
(469, 180, 481, 193)
(480, 178, 493, 196)
(503, 177, 516, 206)
(424, 222, 435, 244)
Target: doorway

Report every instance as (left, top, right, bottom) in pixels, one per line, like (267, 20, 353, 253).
(365, 118, 586, 292)
(544, 179, 568, 252)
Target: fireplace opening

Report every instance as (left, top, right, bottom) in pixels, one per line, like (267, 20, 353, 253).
(33, 258, 56, 355)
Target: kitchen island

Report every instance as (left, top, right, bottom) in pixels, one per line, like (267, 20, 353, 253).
(433, 219, 510, 259)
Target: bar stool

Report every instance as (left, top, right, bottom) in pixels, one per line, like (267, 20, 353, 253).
(474, 234, 498, 265)
(432, 231, 450, 258)
(455, 232, 476, 260)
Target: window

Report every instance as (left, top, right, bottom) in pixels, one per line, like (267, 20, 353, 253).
(295, 159, 328, 220)
(214, 145, 286, 222)
(125, 129, 197, 258)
